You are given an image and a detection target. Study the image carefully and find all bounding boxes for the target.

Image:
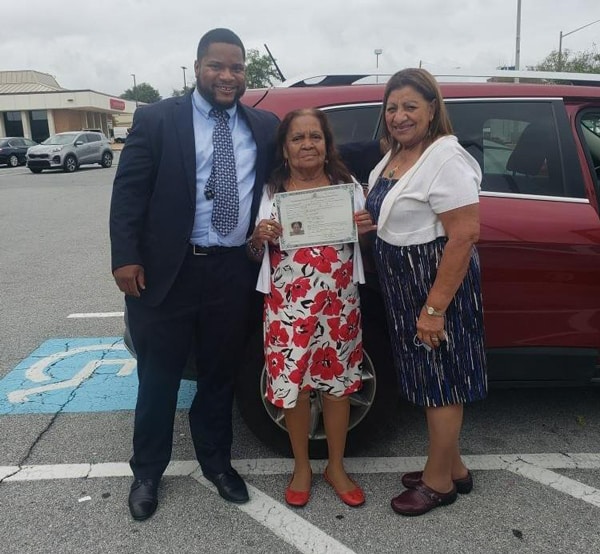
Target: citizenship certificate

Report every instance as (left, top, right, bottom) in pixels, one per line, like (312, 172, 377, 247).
(275, 183, 357, 250)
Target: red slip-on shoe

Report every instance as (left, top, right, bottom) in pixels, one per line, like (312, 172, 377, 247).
(323, 467, 365, 507)
(285, 474, 311, 507)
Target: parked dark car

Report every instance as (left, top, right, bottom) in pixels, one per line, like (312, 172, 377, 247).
(0, 137, 38, 167)
(124, 72, 600, 456)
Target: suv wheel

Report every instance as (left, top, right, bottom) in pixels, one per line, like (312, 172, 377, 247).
(101, 151, 113, 168)
(236, 320, 398, 458)
(8, 154, 19, 168)
(63, 155, 77, 173)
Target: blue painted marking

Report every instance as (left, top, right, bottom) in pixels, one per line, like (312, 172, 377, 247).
(0, 338, 195, 414)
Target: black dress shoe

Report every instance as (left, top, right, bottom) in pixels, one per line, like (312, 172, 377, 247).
(128, 478, 159, 521)
(203, 468, 249, 504)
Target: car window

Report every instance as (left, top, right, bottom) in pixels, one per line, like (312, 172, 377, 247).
(85, 133, 101, 143)
(24, 139, 37, 147)
(323, 104, 382, 144)
(447, 101, 582, 199)
(12, 138, 26, 147)
(43, 134, 78, 145)
(578, 110, 600, 186)
(75, 134, 88, 144)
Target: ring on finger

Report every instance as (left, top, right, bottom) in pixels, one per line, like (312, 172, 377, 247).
(432, 336, 440, 342)
(267, 224, 272, 231)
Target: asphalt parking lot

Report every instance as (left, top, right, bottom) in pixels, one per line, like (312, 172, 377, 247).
(0, 158, 599, 554)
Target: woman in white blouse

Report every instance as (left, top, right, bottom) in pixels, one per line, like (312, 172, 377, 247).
(365, 68, 487, 516)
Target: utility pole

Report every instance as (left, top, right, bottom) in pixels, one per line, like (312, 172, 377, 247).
(181, 66, 187, 93)
(130, 73, 138, 107)
(558, 18, 600, 71)
(514, 0, 521, 83)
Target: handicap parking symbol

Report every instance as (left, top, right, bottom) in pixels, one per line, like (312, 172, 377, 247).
(0, 338, 195, 415)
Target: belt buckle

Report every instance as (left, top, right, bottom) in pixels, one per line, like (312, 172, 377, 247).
(192, 245, 209, 256)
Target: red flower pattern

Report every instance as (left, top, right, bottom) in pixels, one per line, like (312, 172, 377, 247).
(266, 320, 289, 347)
(265, 286, 284, 314)
(267, 351, 286, 378)
(292, 315, 318, 348)
(293, 246, 339, 273)
(348, 342, 363, 368)
(264, 215, 361, 409)
(312, 346, 345, 381)
(285, 277, 311, 302)
(337, 309, 361, 342)
(332, 260, 353, 289)
(310, 290, 343, 316)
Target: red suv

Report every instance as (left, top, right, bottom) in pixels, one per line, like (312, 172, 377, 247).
(126, 74, 600, 456)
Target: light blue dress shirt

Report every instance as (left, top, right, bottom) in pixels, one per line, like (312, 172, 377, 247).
(190, 89, 257, 246)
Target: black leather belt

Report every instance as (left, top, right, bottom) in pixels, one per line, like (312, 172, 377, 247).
(189, 244, 240, 256)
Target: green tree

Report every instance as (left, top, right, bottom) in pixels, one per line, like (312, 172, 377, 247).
(535, 46, 600, 73)
(245, 48, 281, 88)
(171, 88, 186, 97)
(120, 82, 162, 104)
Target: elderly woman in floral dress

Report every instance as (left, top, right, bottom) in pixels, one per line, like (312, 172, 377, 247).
(247, 108, 375, 508)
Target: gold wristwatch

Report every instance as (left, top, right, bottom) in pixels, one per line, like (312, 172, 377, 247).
(425, 304, 445, 317)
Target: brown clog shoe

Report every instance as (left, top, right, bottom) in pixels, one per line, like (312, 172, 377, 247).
(401, 470, 473, 494)
(391, 481, 457, 516)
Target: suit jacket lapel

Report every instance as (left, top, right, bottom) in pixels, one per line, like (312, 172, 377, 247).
(173, 93, 196, 202)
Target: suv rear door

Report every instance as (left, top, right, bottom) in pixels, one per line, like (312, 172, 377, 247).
(447, 98, 600, 382)
(83, 133, 103, 163)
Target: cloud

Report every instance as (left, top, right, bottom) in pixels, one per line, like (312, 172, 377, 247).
(2, 0, 599, 98)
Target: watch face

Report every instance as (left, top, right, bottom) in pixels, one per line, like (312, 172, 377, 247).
(427, 307, 434, 315)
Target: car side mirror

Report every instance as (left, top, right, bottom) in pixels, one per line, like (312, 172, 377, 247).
(74, 140, 84, 146)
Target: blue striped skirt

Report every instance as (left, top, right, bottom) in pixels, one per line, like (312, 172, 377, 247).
(373, 236, 487, 407)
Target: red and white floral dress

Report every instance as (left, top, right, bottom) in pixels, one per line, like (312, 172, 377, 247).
(264, 234, 363, 409)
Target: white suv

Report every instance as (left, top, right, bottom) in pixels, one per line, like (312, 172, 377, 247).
(26, 131, 113, 173)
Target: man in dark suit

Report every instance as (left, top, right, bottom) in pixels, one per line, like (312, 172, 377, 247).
(110, 28, 279, 521)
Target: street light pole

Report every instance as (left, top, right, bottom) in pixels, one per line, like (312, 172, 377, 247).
(130, 73, 138, 107)
(374, 49, 382, 83)
(514, 0, 521, 71)
(558, 18, 600, 71)
(181, 66, 187, 93)
(374, 48, 382, 70)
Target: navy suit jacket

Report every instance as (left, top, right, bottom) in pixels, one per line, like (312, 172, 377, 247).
(109, 92, 279, 307)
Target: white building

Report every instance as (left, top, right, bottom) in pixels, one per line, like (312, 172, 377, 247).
(0, 70, 137, 141)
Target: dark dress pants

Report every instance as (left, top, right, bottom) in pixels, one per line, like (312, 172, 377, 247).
(126, 246, 255, 479)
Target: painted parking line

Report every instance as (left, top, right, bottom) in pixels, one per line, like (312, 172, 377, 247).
(67, 312, 124, 318)
(4, 453, 600, 480)
(210, 475, 355, 554)
(0, 338, 195, 414)
(2, 454, 600, 554)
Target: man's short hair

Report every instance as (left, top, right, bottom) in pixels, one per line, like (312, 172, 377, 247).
(197, 28, 246, 61)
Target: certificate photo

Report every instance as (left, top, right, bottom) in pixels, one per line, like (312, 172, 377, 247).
(275, 183, 357, 250)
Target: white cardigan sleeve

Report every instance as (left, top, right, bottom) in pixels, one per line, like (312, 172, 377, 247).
(351, 178, 366, 285)
(255, 189, 273, 294)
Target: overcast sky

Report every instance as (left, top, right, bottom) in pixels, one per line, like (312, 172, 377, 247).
(4, 0, 599, 99)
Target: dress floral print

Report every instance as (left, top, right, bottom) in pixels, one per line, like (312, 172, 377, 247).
(264, 237, 363, 409)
